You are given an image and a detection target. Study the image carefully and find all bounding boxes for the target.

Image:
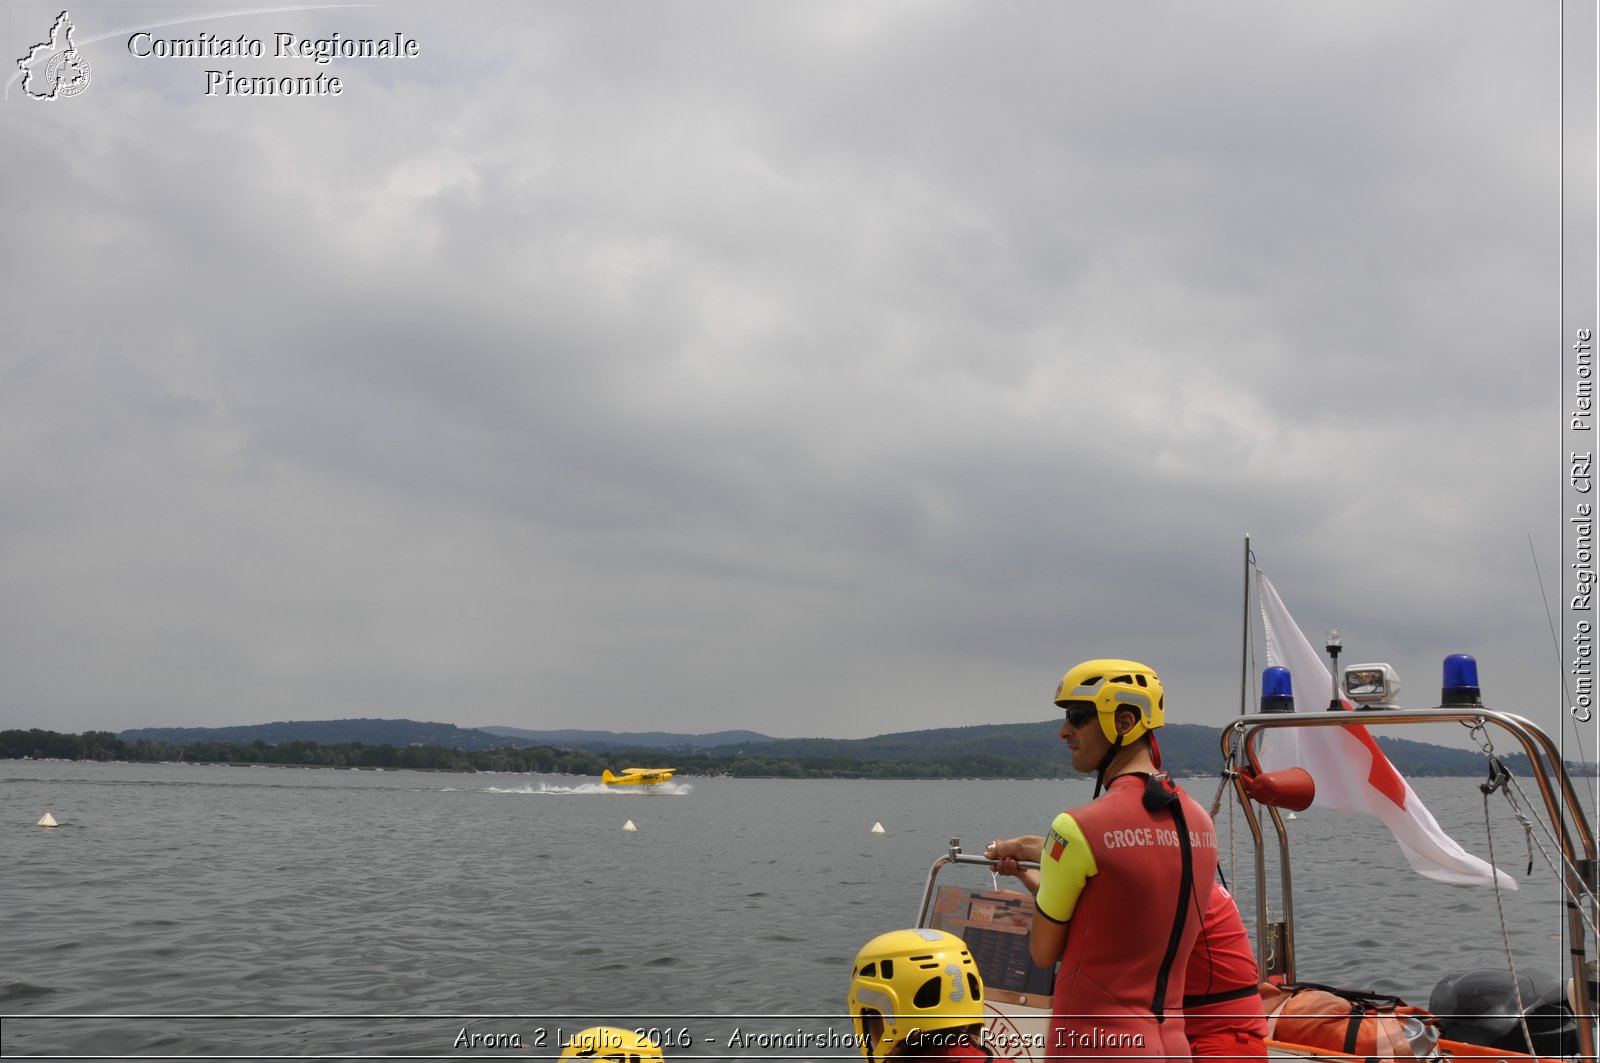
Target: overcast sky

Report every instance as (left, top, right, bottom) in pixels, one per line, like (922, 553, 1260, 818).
(1, 1, 1589, 754)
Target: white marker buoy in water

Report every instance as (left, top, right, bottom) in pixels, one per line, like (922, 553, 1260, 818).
(1286, 812, 1297, 820)
(871, 821, 885, 833)
(623, 819, 637, 832)
(37, 812, 58, 828)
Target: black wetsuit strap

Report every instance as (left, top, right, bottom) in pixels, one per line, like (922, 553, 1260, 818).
(1183, 984, 1260, 1008)
(1146, 778, 1193, 1024)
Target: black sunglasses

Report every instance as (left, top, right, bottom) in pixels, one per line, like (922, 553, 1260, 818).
(1062, 703, 1097, 728)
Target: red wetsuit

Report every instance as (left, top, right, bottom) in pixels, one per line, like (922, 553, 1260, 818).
(1182, 885, 1267, 1063)
(1035, 773, 1219, 1061)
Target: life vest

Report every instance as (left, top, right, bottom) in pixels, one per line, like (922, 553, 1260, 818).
(1038, 774, 1219, 1059)
(1260, 981, 1441, 1060)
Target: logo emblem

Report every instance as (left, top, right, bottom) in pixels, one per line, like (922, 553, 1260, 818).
(17, 11, 92, 100)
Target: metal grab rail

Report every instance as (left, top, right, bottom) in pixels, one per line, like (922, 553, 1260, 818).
(1219, 706, 1596, 1062)
(916, 837, 1039, 927)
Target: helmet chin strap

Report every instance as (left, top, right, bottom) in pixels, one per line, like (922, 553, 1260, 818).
(1092, 732, 1126, 799)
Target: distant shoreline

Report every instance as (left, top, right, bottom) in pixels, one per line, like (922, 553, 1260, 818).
(0, 753, 1534, 783)
(4, 721, 1588, 779)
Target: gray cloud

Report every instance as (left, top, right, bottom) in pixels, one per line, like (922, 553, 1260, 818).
(0, 0, 1576, 751)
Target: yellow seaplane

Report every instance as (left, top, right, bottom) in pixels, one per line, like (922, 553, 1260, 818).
(601, 766, 677, 787)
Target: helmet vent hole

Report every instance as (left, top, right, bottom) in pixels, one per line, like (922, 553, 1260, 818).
(967, 972, 981, 1001)
(913, 977, 942, 1009)
(879, 960, 892, 980)
(859, 962, 877, 979)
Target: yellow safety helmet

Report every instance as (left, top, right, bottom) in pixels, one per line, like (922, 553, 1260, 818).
(847, 928, 984, 1062)
(1054, 658, 1165, 744)
(559, 1027, 663, 1063)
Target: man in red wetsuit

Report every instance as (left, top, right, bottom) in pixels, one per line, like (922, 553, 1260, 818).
(1182, 884, 1268, 1062)
(988, 659, 1220, 1061)
(848, 928, 1015, 1063)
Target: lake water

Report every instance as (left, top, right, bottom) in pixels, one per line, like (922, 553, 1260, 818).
(0, 760, 1584, 1060)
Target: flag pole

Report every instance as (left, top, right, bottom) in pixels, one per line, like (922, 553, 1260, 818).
(1239, 534, 1252, 718)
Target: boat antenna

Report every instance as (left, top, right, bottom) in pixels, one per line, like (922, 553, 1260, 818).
(1529, 533, 1595, 801)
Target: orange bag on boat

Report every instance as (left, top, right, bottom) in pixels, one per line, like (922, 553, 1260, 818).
(1260, 981, 1441, 1060)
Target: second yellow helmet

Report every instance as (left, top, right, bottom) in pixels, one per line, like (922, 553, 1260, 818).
(847, 928, 985, 1063)
(558, 1028, 663, 1063)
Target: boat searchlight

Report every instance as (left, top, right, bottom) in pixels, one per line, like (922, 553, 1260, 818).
(1344, 663, 1400, 708)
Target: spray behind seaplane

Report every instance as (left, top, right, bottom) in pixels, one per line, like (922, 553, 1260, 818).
(483, 767, 691, 796)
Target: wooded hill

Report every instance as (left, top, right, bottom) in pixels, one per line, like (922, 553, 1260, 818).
(81, 716, 1582, 778)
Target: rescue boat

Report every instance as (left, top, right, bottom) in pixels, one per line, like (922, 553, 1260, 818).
(914, 657, 1596, 1063)
(601, 766, 677, 786)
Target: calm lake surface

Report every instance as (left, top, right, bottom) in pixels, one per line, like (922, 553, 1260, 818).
(0, 760, 1581, 1060)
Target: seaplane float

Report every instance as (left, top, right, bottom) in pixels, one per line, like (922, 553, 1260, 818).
(914, 653, 1597, 1063)
(601, 767, 677, 787)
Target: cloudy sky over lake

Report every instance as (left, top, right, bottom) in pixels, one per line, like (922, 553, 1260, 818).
(2, 1, 1591, 753)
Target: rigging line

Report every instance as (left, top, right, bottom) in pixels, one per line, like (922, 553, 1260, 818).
(1232, 788, 1242, 901)
(1207, 771, 1230, 821)
(1529, 533, 1595, 805)
(1482, 788, 1538, 1057)
(1508, 798, 1600, 938)
(1208, 732, 1241, 892)
(1503, 774, 1600, 922)
(1475, 719, 1597, 913)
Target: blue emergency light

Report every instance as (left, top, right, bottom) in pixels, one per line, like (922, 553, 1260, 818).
(1261, 666, 1295, 713)
(1440, 653, 1482, 707)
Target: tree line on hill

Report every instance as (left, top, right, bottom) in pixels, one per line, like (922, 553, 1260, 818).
(0, 727, 1085, 777)
(0, 723, 1574, 779)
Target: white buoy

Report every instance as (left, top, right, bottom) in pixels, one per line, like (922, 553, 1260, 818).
(1286, 812, 1297, 820)
(37, 812, 58, 828)
(622, 819, 637, 832)
(871, 821, 885, 833)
